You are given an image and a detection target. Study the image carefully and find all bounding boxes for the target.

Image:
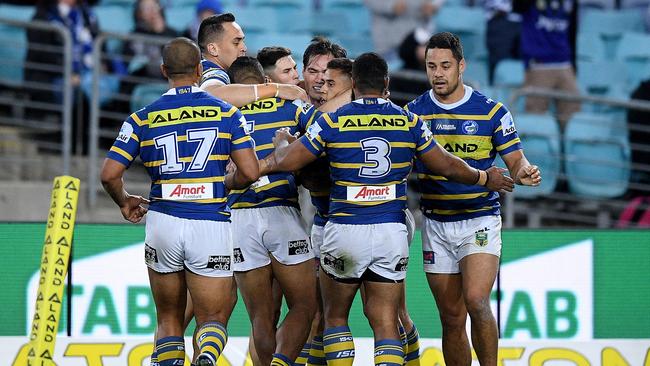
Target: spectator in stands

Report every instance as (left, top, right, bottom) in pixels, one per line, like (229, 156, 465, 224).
(183, 0, 224, 41)
(364, 0, 444, 62)
(483, 0, 521, 84)
(398, 25, 432, 71)
(514, 0, 580, 129)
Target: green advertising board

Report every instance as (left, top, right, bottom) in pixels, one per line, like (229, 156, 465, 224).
(1, 223, 649, 339)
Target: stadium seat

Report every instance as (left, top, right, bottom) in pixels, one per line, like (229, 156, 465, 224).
(245, 33, 313, 64)
(0, 26, 27, 86)
(234, 7, 278, 34)
(564, 112, 631, 198)
(317, 2, 370, 36)
(435, 6, 485, 59)
(578, 0, 615, 9)
(620, 0, 650, 8)
(493, 59, 525, 110)
(616, 32, 650, 90)
(131, 83, 168, 112)
(463, 59, 489, 90)
(309, 11, 349, 37)
(334, 34, 369, 58)
(577, 60, 628, 96)
(95, 5, 134, 34)
(80, 73, 120, 107)
(579, 9, 645, 57)
(576, 33, 607, 62)
(512, 113, 561, 197)
(249, 0, 309, 9)
(166, 5, 195, 33)
(0, 4, 35, 22)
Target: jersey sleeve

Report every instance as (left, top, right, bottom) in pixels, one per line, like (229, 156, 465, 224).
(411, 113, 436, 155)
(200, 67, 230, 88)
(106, 112, 144, 168)
(492, 105, 522, 156)
(297, 103, 321, 133)
(299, 114, 330, 157)
(229, 108, 255, 151)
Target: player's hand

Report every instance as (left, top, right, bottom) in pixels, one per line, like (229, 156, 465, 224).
(278, 84, 309, 102)
(516, 164, 542, 186)
(119, 195, 149, 223)
(272, 127, 299, 148)
(485, 166, 515, 193)
(226, 159, 236, 174)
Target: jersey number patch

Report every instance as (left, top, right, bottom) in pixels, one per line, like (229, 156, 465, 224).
(359, 137, 391, 178)
(154, 128, 219, 174)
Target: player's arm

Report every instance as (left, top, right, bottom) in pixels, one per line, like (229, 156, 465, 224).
(260, 128, 318, 174)
(502, 150, 542, 186)
(418, 144, 515, 192)
(100, 159, 149, 223)
(318, 88, 352, 113)
(225, 147, 260, 190)
(203, 82, 308, 108)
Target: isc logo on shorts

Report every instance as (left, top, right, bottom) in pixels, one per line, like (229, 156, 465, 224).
(423, 251, 435, 264)
(323, 253, 344, 272)
(233, 248, 245, 263)
(346, 185, 396, 202)
(394, 257, 409, 271)
(162, 183, 213, 201)
(288, 239, 309, 255)
(145, 244, 158, 264)
(207, 255, 231, 270)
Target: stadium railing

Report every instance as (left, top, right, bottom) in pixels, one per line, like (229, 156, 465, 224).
(0, 17, 74, 177)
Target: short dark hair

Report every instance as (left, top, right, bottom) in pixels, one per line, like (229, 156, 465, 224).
(352, 52, 388, 94)
(197, 13, 236, 52)
(257, 46, 292, 73)
(228, 56, 265, 84)
(162, 37, 201, 78)
(302, 36, 347, 68)
(327, 58, 353, 77)
(425, 32, 464, 62)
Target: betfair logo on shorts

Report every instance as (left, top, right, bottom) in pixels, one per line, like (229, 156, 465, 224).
(475, 232, 488, 247)
(239, 99, 281, 114)
(233, 248, 245, 263)
(347, 185, 396, 202)
(394, 257, 409, 271)
(339, 114, 409, 131)
(323, 253, 344, 272)
(144, 244, 158, 264)
(288, 239, 309, 255)
(148, 107, 223, 127)
(423, 251, 435, 264)
(207, 255, 231, 270)
(162, 183, 213, 201)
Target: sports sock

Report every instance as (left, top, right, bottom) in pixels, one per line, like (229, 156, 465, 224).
(405, 325, 421, 365)
(295, 342, 311, 365)
(271, 352, 294, 366)
(155, 336, 185, 366)
(323, 326, 355, 366)
(307, 335, 326, 366)
(374, 339, 404, 366)
(196, 321, 228, 364)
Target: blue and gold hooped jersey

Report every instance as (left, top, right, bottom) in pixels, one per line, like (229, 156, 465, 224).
(107, 86, 253, 221)
(301, 98, 435, 225)
(200, 59, 230, 87)
(229, 98, 314, 209)
(405, 85, 522, 222)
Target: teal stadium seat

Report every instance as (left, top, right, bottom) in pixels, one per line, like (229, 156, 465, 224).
(463, 59, 489, 90)
(493, 59, 525, 111)
(234, 7, 278, 34)
(579, 9, 645, 58)
(512, 113, 561, 197)
(249, 0, 308, 9)
(131, 83, 169, 112)
(320, 0, 370, 36)
(576, 33, 607, 62)
(0, 26, 27, 86)
(95, 5, 134, 33)
(577, 60, 629, 114)
(246, 33, 313, 65)
(435, 6, 486, 60)
(309, 11, 349, 37)
(0, 4, 35, 22)
(333, 34, 368, 58)
(616, 32, 650, 91)
(564, 112, 631, 198)
(166, 5, 196, 33)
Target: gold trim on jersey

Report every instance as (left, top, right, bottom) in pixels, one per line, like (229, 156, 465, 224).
(145, 154, 229, 168)
(239, 98, 286, 114)
(253, 120, 298, 131)
(255, 143, 275, 151)
(338, 114, 410, 131)
(231, 196, 298, 208)
(130, 113, 147, 126)
(422, 192, 490, 200)
(110, 146, 134, 161)
(130, 133, 140, 142)
(416, 138, 435, 152)
(331, 196, 407, 205)
(153, 176, 225, 184)
(417, 173, 448, 181)
(427, 206, 494, 215)
(435, 135, 493, 160)
(496, 138, 521, 152)
(140, 133, 232, 147)
(305, 110, 319, 129)
(330, 162, 411, 169)
(335, 180, 405, 186)
(309, 191, 330, 197)
(147, 106, 237, 128)
(233, 135, 253, 145)
(322, 113, 337, 128)
(253, 179, 290, 192)
(417, 102, 503, 121)
(327, 142, 416, 149)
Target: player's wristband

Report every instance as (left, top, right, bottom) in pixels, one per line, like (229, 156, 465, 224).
(253, 84, 259, 101)
(274, 83, 280, 98)
(476, 169, 488, 186)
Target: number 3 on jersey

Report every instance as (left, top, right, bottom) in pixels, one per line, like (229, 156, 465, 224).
(154, 127, 219, 174)
(360, 137, 391, 178)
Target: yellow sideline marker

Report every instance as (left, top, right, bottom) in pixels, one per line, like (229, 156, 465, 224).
(27, 176, 80, 366)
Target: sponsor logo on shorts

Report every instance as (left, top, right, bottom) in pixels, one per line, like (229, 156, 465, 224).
(323, 253, 344, 272)
(207, 255, 231, 270)
(394, 257, 409, 271)
(346, 185, 396, 202)
(475, 226, 490, 233)
(288, 239, 310, 255)
(475, 232, 489, 247)
(144, 244, 158, 264)
(423, 251, 435, 264)
(250, 175, 271, 190)
(162, 183, 213, 201)
(233, 248, 244, 263)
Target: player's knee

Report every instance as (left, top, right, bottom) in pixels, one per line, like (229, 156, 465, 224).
(464, 293, 492, 319)
(439, 310, 467, 330)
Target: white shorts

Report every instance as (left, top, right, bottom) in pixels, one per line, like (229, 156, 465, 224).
(405, 208, 415, 246)
(144, 210, 233, 277)
(311, 223, 324, 259)
(231, 206, 313, 272)
(320, 222, 409, 281)
(422, 215, 502, 274)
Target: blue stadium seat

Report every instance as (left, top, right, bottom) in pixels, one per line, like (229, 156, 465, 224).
(616, 32, 650, 91)
(318, 2, 370, 36)
(493, 59, 525, 111)
(0, 26, 26, 86)
(577, 60, 628, 97)
(580, 9, 645, 58)
(334, 34, 369, 58)
(131, 83, 168, 112)
(576, 33, 607, 62)
(512, 113, 561, 197)
(166, 5, 195, 33)
(0, 4, 35, 22)
(249, 0, 309, 9)
(246, 33, 313, 64)
(95, 5, 134, 34)
(463, 59, 489, 90)
(309, 10, 349, 37)
(564, 112, 631, 198)
(234, 7, 278, 34)
(620, 0, 650, 8)
(435, 6, 485, 59)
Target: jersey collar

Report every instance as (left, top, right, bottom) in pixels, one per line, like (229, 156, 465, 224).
(429, 85, 473, 110)
(163, 86, 203, 96)
(353, 97, 390, 105)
